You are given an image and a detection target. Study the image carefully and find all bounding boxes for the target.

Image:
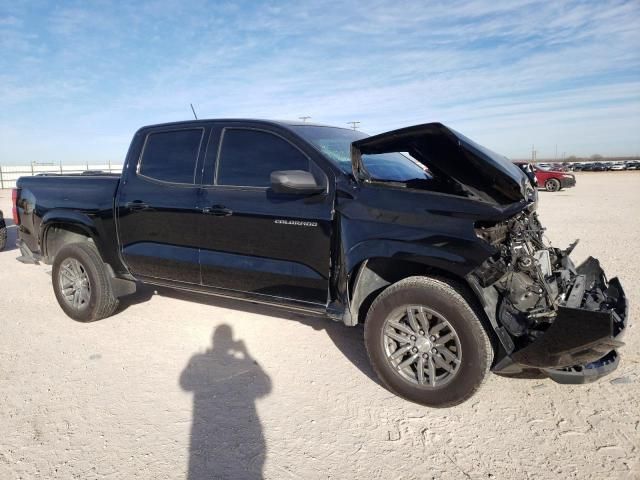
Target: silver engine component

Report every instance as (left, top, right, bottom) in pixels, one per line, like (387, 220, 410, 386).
(503, 271, 542, 311)
(475, 211, 570, 337)
(534, 250, 552, 277)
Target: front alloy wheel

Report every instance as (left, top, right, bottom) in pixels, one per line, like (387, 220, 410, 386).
(364, 276, 492, 407)
(383, 306, 462, 387)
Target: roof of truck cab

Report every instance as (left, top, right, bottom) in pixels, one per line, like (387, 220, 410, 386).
(139, 118, 354, 132)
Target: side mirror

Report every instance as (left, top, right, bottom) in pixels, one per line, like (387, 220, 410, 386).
(270, 170, 325, 195)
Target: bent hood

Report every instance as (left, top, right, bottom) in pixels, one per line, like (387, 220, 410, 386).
(352, 122, 533, 207)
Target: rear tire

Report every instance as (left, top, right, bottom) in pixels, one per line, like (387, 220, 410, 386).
(545, 178, 561, 192)
(52, 242, 119, 322)
(0, 225, 6, 251)
(364, 276, 492, 407)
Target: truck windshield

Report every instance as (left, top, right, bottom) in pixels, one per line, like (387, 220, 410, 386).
(290, 125, 430, 182)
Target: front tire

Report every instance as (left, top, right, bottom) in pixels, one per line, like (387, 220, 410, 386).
(545, 178, 561, 192)
(364, 276, 492, 407)
(52, 242, 119, 322)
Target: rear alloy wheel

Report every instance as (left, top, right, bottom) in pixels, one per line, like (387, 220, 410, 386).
(364, 276, 492, 407)
(58, 257, 92, 311)
(52, 242, 119, 321)
(545, 178, 561, 192)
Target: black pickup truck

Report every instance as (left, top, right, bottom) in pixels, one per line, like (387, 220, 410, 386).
(14, 120, 627, 406)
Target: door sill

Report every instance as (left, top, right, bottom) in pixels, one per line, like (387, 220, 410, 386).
(137, 276, 329, 316)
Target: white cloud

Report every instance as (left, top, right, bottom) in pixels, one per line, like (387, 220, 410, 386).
(0, 0, 639, 163)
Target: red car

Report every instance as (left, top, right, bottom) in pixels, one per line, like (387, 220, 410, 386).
(515, 162, 576, 192)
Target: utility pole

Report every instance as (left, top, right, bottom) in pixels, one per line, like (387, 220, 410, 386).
(298, 116, 311, 123)
(555, 144, 558, 162)
(347, 121, 360, 130)
(531, 145, 536, 163)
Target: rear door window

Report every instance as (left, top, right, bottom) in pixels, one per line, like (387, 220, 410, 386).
(139, 129, 203, 184)
(216, 129, 309, 187)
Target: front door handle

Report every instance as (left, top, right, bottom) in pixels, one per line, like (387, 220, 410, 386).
(125, 200, 151, 211)
(202, 205, 233, 216)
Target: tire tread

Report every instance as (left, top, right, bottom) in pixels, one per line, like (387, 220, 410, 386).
(364, 275, 492, 407)
(53, 242, 119, 321)
(0, 226, 6, 251)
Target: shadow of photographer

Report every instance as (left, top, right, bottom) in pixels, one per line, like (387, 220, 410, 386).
(158, 287, 378, 385)
(180, 324, 271, 480)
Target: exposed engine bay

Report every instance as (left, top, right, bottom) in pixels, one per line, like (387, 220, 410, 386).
(475, 211, 580, 340)
(348, 122, 627, 384)
(473, 209, 626, 374)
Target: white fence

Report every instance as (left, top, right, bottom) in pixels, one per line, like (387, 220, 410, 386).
(0, 163, 123, 189)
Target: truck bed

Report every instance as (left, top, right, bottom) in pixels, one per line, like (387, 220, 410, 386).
(16, 174, 121, 261)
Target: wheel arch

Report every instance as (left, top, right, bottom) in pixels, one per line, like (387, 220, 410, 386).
(41, 211, 105, 263)
(347, 256, 501, 358)
(348, 257, 478, 322)
(41, 215, 136, 298)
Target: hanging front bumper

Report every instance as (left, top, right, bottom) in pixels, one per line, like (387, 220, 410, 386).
(504, 258, 628, 383)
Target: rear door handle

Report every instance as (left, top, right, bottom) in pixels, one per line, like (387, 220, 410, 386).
(202, 205, 233, 216)
(125, 200, 151, 211)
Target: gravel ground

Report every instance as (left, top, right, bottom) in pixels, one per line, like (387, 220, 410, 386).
(0, 172, 638, 479)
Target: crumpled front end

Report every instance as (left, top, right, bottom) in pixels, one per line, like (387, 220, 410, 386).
(511, 258, 627, 383)
(471, 211, 628, 384)
(348, 121, 626, 383)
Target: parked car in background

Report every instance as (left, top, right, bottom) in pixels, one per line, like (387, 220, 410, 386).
(549, 163, 568, 171)
(0, 210, 6, 251)
(610, 162, 626, 171)
(515, 162, 576, 192)
(13, 119, 627, 406)
(625, 160, 640, 170)
(591, 162, 607, 171)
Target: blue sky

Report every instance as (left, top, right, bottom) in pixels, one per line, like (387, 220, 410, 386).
(1, 0, 639, 164)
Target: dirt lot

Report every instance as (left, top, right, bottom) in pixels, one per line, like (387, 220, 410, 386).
(0, 172, 638, 479)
